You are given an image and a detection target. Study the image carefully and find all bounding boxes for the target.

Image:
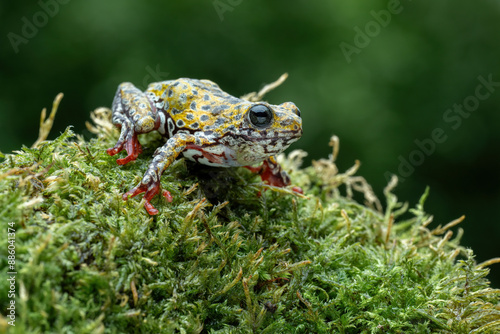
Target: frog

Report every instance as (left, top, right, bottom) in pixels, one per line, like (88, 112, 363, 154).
(106, 78, 303, 215)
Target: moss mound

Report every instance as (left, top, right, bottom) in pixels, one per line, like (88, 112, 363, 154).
(1, 107, 499, 334)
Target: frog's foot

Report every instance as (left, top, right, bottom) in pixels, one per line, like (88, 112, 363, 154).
(108, 133, 143, 165)
(123, 179, 172, 215)
(107, 82, 158, 165)
(245, 157, 303, 194)
(107, 122, 143, 165)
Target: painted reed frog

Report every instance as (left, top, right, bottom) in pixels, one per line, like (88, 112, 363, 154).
(107, 78, 303, 215)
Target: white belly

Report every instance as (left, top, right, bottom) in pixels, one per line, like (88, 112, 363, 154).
(181, 142, 270, 167)
(182, 146, 240, 167)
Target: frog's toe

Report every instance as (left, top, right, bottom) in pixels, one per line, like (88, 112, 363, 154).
(110, 133, 143, 165)
(122, 180, 165, 215)
(116, 149, 142, 165)
(107, 144, 124, 156)
(162, 189, 173, 202)
(144, 202, 159, 215)
(116, 156, 134, 165)
(142, 189, 172, 215)
(247, 159, 291, 188)
(122, 184, 147, 201)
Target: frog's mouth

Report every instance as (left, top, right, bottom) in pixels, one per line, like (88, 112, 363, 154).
(218, 128, 301, 141)
(265, 132, 302, 145)
(244, 128, 302, 141)
(215, 129, 302, 154)
(238, 136, 301, 150)
(245, 133, 303, 156)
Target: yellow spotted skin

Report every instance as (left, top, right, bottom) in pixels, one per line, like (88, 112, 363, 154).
(107, 78, 303, 215)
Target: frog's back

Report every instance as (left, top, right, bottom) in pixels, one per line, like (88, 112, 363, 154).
(147, 78, 249, 137)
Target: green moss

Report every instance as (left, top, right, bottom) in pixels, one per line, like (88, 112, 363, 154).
(1, 109, 499, 334)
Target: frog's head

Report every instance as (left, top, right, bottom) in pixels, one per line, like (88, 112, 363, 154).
(232, 101, 302, 164)
(245, 102, 302, 140)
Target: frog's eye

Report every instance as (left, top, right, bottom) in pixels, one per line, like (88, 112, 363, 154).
(248, 105, 274, 128)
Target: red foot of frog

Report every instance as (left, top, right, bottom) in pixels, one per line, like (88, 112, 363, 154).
(122, 181, 172, 215)
(107, 133, 143, 165)
(245, 158, 303, 195)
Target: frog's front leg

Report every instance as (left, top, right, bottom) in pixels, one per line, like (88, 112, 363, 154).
(107, 82, 159, 165)
(124, 133, 212, 215)
(245, 156, 303, 194)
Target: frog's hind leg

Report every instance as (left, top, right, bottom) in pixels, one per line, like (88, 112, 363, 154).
(245, 156, 291, 188)
(107, 82, 158, 165)
(245, 156, 303, 194)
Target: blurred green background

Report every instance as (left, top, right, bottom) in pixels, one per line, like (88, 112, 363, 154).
(1, 1, 499, 287)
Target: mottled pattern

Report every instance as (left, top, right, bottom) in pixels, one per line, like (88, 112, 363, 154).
(107, 78, 303, 215)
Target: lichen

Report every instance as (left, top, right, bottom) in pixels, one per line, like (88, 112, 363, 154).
(0, 97, 499, 334)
